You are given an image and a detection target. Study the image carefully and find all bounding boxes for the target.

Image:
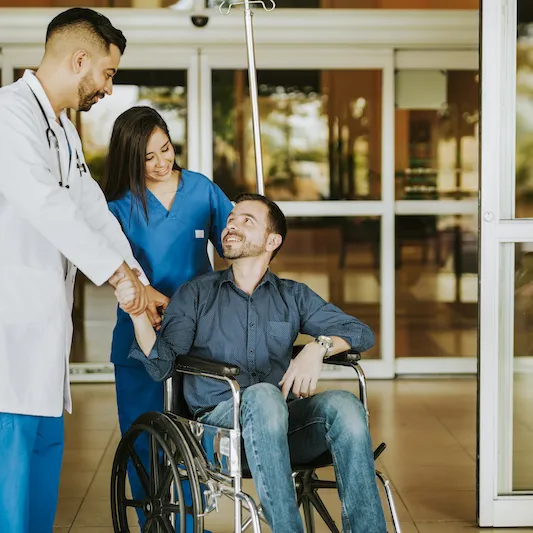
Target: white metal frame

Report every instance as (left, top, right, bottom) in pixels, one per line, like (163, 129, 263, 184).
(479, 0, 533, 526)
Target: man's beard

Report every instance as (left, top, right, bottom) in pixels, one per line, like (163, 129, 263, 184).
(78, 73, 102, 112)
(223, 233, 266, 260)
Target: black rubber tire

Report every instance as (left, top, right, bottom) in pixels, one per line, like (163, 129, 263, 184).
(110, 412, 205, 533)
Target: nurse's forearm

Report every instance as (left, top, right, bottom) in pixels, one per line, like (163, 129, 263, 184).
(131, 312, 157, 356)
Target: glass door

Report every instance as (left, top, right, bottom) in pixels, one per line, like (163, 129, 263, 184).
(479, 0, 533, 525)
(393, 51, 480, 375)
(201, 46, 396, 378)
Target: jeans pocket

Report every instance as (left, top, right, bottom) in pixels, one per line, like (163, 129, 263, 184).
(0, 413, 14, 430)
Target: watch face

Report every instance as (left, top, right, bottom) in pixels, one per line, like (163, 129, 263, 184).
(318, 335, 333, 348)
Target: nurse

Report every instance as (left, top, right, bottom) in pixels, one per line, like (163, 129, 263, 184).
(103, 106, 233, 529)
(0, 8, 148, 533)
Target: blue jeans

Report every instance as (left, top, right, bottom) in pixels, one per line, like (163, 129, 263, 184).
(0, 412, 64, 533)
(200, 383, 387, 533)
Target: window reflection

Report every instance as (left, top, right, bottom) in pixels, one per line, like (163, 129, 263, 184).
(213, 69, 382, 201)
(395, 71, 479, 200)
(512, 244, 533, 491)
(71, 70, 187, 364)
(80, 70, 187, 185)
(395, 215, 478, 358)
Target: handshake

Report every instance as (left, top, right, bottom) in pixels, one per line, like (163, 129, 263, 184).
(108, 262, 169, 330)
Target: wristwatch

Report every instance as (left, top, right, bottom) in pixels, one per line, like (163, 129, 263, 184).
(314, 335, 334, 359)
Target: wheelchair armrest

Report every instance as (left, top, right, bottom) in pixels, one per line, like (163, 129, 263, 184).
(175, 355, 240, 378)
(292, 345, 361, 364)
(325, 351, 361, 364)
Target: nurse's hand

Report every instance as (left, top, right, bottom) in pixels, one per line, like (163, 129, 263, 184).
(109, 262, 147, 316)
(146, 286, 170, 331)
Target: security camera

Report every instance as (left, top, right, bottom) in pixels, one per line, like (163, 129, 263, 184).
(191, 13, 209, 27)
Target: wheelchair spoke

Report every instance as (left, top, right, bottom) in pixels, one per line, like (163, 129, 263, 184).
(149, 433, 161, 496)
(127, 443, 151, 496)
(123, 499, 145, 509)
(156, 464, 175, 499)
(156, 515, 175, 533)
(142, 518, 154, 532)
(162, 503, 193, 515)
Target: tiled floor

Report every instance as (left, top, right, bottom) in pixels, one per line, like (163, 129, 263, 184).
(53, 376, 532, 533)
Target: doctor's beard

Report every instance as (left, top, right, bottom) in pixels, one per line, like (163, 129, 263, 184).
(78, 73, 104, 112)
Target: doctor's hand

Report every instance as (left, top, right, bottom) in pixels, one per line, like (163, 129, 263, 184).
(109, 262, 147, 316)
(279, 342, 325, 400)
(145, 286, 170, 331)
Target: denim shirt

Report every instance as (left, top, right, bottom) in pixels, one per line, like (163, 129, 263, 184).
(129, 267, 374, 415)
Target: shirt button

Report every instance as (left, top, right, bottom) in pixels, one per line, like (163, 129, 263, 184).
(250, 323, 254, 327)
(249, 349, 254, 353)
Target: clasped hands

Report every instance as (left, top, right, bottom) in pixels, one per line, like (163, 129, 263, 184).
(109, 263, 169, 330)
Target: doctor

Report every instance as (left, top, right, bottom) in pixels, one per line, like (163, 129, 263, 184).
(0, 8, 156, 533)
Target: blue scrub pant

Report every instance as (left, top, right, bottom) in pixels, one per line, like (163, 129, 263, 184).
(115, 364, 211, 532)
(0, 412, 64, 533)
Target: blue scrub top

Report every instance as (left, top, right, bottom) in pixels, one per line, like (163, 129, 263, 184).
(108, 169, 233, 367)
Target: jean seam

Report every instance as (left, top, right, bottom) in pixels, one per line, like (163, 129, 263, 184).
(325, 421, 352, 533)
(243, 410, 274, 518)
(287, 416, 326, 436)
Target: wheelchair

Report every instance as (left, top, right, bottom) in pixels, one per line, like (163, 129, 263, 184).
(110, 347, 402, 533)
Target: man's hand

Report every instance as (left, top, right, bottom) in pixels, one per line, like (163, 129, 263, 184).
(145, 286, 170, 331)
(279, 342, 325, 400)
(109, 262, 146, 316)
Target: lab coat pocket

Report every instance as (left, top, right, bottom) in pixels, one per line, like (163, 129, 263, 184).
(0, 264, 63, 325)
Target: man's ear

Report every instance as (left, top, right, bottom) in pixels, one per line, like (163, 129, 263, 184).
(72, 50, 89, 74)
(266, 233, 282, 253)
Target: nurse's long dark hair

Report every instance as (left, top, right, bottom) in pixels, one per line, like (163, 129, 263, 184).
(103, 106, 181, 220)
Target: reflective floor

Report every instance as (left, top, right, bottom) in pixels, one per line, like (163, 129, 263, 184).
(53, 376, 531, 533)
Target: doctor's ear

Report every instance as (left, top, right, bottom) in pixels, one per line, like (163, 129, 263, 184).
(72, 50, 90, 74)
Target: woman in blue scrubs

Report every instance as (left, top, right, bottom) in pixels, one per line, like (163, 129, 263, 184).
(103, 106, 232, 530)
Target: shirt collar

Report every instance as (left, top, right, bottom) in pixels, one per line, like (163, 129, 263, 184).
(220, 266, 274, 290)
(23, 70, 64, 121)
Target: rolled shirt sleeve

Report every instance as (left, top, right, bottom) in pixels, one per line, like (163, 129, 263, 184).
(128, 282, 199, 380)
(296, 283, 375, 352)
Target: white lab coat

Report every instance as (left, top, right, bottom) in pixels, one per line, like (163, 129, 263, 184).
(0, 71, 148, 418)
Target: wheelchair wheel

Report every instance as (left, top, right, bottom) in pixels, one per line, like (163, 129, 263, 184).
(111, 412, 204, 533)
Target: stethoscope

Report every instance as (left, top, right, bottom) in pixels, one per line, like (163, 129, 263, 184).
(28, 86, 88, 189)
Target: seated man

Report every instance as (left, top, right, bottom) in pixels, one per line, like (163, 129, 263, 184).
(116, 193, 387, 533)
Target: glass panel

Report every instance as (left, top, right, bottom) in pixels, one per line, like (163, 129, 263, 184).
(214, 216, 382, 359)
(72, 69, 187, 364)
(395, 215, 478, 358)
(512, 244, 533, 491)
(395, 70, 479, 200)
(516, 3, 533, 217)
(213, 69, 382, 201)
(80, 69, 187, 184)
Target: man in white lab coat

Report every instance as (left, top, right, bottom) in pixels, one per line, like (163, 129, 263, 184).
(0, 8, 160, 532)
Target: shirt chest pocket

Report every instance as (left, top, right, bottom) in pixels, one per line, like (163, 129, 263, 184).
(265, 321, 295, 361)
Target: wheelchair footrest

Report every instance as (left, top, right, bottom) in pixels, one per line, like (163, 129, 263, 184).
(373, 442, 386, 460)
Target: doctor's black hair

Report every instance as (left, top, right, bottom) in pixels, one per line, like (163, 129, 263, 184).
(46, 8, 127, 55)
(233, 193, 287, 259)
(103, 106, 181, 221)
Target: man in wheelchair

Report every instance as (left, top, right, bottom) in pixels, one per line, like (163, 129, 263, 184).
(115, 193, 388, 533)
